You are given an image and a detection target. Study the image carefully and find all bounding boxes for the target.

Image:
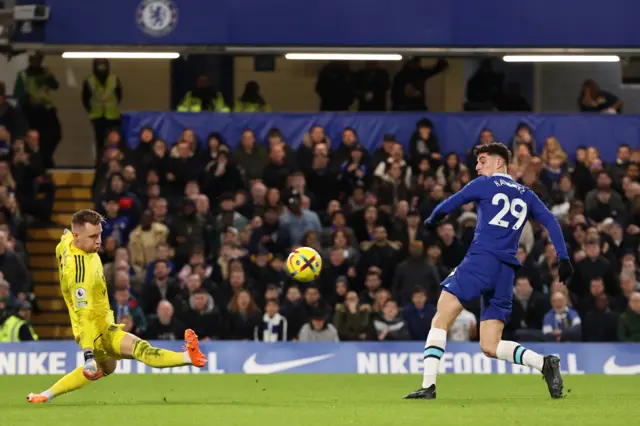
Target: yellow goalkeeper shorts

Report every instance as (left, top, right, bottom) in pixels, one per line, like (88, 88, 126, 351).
(93, 324, 128, 363)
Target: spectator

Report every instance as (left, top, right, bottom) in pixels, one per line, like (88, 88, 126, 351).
(254, 298, 287, 342)
(141, 260, 181, 316)
(234, 81, 270, 112)
(225, 289, 261, 340)
(449, 308, 478, 342)
(391, 58, 448, 111)
(403, 287, 435, 341)
(128, 211, 169, 270)
(617, 292, 640, 342)
(145, 300, 185, 340)
(369, 299, 409, 341)
(582, 293, 619, 342)
(333, 290, 370, 341)
(579, 79, 623, 113)
(392, 241, 439, 305)
(0, 229, 29, 301)
(298, 309, 340, 342)
(353, 62, 390, 111)
(0, 300, 38, 341)
(182, 288, 222, 340)
(508, 276, 549, 341)
(542, 292, 582, 342)
(112, 286, 147, 336)
(279, 189, 322, 245)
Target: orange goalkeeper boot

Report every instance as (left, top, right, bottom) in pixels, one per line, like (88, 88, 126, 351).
(26, 393, 50, 404)
(183, 329, 207, 368)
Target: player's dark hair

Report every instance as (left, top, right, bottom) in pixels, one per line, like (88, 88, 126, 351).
(412, 286, 427, 296)
(265, 298, 279, 306)
(193, 288, 209, 296)
(473, 142, 512, 166)
(71, 209, 104, 226)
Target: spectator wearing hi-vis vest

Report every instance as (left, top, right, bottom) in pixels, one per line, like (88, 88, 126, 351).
(82, 59, 123, 167)
(0, 300, 38, 342)
(13, 52, 61, 169)
(234, 81, 271, 112)
(177, 75, 230, 113)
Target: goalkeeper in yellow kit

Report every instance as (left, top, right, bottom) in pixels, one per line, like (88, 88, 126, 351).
(27, 210, 207, 403)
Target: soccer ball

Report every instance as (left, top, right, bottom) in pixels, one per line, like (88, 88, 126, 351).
(286, 246, 322, 282)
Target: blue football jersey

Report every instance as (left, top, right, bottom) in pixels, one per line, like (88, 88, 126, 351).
(427, 173, 569, 266)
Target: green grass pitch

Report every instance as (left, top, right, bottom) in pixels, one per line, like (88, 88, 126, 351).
(3, 374, 639, 426)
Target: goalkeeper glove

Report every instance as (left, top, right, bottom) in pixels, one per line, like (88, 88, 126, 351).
(558, 259, 574, 284)
(82, 350, 99, 380)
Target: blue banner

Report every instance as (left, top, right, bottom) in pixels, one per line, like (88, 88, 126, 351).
(21, 0, 640, 47)
(123, 112, 640, 163)
(1, 341, 639, 375)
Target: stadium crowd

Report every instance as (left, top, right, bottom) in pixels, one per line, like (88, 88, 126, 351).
(75, 119, 640, 344)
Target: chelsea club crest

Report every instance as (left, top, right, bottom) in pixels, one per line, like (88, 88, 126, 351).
(136, 0, 178, 37)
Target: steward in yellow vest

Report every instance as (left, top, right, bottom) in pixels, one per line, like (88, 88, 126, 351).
(234, 81, 270, 112)
(177, 75, 229, 113)
(0, 301, 39, 342)
(82, 59, 123, 166)
(13, 52, 61, 168)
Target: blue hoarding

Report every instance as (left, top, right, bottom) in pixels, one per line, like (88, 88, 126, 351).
(0, 341, 639, 375)
(123, 112, 640, 163)
(18, 0, 640, 48)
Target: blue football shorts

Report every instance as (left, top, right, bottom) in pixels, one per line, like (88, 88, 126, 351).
(440, 253, 517, 323)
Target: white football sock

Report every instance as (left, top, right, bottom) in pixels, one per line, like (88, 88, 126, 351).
(422, 327, 447, 388)
(496, 340, 544, 372)
(42, 389, 54, 401)
(183, 351, 192, 364)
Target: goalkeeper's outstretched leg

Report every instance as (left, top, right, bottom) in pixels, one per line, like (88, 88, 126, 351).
(27, 329, 206, 403)
(120, 328, 207, 369)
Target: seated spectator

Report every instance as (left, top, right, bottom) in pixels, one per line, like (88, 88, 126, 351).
(182, 288, 222, 340)
(144, 300, 185, 340)
(582, 294, 619, 342)
(280, 285, 306, 340)
(617, 292, 640, 342)
(508, 276, 550, 341)
(614, 271, 639, 312)
(449, 308, 477, 342)
(225, 289, 261, 340)
(542, 292, 582, 342)
(141, 260, 182, 316)
(403, 287, 435, 341)
(333, 290, 371, 341)
(298, 309, 339, 342)
(112, 286, 147, 336)
(368, 299, 409, 341)
(101, 194, 132, 246)
(254, 298, 287, 342)
(0, 229, 29, 302)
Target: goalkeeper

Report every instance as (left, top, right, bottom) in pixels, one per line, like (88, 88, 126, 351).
(27, 210, 207, 404)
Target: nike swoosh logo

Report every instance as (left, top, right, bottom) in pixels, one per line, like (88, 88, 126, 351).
(243, 353, 335, 374)
(603, 356, 640, 375)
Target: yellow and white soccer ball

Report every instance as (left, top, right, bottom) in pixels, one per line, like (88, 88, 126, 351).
(286, 246, 322, 282)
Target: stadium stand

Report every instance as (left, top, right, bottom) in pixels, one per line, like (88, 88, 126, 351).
(7, 110, 638, 344)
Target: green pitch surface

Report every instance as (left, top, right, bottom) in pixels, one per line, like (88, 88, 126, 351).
(3, 374, 639, 426)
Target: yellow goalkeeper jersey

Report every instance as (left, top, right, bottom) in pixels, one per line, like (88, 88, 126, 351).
(56, 230, 114, 349)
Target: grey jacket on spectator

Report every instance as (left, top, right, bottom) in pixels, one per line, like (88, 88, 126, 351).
(298, 322, 340, 342)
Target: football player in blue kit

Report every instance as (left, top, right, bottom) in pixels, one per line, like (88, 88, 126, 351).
(404, 142, 573, 400)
